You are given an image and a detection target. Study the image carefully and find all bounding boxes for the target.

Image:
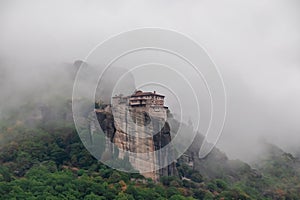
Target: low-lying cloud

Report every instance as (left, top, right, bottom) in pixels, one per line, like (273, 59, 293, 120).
(0, 0, 299, 161)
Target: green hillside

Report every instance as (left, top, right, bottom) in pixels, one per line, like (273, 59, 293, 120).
(0, 104, 299, 199)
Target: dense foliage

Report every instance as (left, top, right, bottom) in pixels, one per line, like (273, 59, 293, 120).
(0, 112, 300, 199)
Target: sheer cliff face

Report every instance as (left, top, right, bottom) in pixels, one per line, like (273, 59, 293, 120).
(95, 104, 176, 180)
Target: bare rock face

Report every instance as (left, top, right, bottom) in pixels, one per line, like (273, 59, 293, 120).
(94, 104, 177, 180)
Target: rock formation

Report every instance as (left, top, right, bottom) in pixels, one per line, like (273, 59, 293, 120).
(94, 90, 177, 180)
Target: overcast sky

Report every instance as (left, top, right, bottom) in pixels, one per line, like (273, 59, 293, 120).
(1, 0, 300, 161)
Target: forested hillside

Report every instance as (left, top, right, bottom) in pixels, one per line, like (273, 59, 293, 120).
(0, 103, 300, 199)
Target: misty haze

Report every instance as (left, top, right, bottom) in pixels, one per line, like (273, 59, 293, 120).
(0, 1, 300, 199)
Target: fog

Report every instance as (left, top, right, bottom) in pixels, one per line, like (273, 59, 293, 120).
(1, 0, 300, 161)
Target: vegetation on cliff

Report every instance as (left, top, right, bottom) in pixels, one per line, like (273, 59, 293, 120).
(0, 102, 300, 199)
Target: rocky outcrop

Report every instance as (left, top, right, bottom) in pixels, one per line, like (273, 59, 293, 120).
(94, 104, 177, 180)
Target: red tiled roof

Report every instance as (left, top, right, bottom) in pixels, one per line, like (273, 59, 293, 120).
(131, 90, 165, 97)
